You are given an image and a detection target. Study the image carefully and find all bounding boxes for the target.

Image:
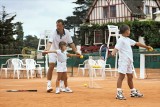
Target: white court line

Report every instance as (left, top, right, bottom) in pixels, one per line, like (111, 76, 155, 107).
(4, 85, 25, 86)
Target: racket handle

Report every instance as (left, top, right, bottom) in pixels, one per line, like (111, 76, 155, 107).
(6, 90, 37, 92)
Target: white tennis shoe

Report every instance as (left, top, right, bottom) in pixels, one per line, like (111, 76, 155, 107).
(55, 87, 60, 94)
(64, 87, 73, 93)
(47, 82, 53, 92)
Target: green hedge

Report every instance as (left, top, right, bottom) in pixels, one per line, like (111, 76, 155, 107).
(80, 20, 160, 48)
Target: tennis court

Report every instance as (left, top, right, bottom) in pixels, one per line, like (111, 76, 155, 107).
(0, 68, 160, 107)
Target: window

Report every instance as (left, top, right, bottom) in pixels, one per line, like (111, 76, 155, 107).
(103, 5, 116, 18)
(145, 6, 150, 14)
(94, 30, 103, 44)
(152, 7, 157, 20)
(110, 5, 116, 17)
(85, 32, 89, 45)
(103, 6, 108, 18)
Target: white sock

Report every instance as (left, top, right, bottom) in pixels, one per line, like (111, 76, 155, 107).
(60, 80, 64, 88)
(117, 88, 122, 91)
(47, 80, 51, 85)
(117, 88, 122, 92)
(131, 88, 136, 92)
(56, 87, 60, 89)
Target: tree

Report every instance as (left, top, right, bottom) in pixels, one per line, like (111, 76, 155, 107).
(64, 0, 94, 45)
(23, 35, 39, 49)
(64, 16, 81, 30)
(72, 0, 94, 21)
(15, 22, 24, 49)
(64, 0, 94, 30)
(0, 15, 16, 44)
(0, 6, 24, 54)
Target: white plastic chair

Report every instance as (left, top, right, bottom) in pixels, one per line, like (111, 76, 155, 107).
(77, 60, 90, 76)
(0, 58, 13, 78)
(88, 59, 104, 88)
(25, 59, 42, 79)
(96, 59, 113, 77)
(88, 59, 104, 77)
(11, 58, 25, 79)
(96, 59, 112, 77)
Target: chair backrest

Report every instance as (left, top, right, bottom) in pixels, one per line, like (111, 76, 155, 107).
(83, 60, 90, 69)
(25, 59, 36, 70)
(21, 59, 26, 64)
(107, 25, 119, 35)
(97, 59, 105, 68)
(11, 58, 23, 70)
(88, 59, 97, 67)
(5, 58, 14, 68)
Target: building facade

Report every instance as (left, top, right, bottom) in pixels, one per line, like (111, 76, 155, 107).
(86, 0, 160, 24)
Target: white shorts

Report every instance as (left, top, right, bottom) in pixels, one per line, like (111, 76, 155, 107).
(48, 53, 57, 63)
(56, 61, 67, 72)
(118, 59, 133, 74)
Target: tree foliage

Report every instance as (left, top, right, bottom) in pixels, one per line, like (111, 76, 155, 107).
(0, 7, 24, 45)
(0, 6, 24, 54)
(23, 35, 39, 49)
(0, 15, 16, 44)
(64, 0, 94, 30)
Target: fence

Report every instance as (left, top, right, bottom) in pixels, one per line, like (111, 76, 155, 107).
(0, 49, 160, 69)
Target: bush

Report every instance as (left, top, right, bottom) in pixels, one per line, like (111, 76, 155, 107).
(80, 21, 160, 48)
(0, 44, 3, 55)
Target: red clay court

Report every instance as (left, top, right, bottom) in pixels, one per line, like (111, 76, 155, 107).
(0, 68, 160, 107)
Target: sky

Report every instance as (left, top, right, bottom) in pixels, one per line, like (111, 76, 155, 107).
(0, 0, 77, 38)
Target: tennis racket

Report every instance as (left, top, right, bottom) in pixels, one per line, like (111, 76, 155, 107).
(99, 44, 109, 62)
(6, 90, 37, 92)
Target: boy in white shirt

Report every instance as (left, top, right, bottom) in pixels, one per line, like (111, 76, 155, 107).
(44, 41, 80, 94)
(112, 24, 152, 100)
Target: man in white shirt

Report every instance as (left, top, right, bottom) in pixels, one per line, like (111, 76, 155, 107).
(45, 19, 79, 92)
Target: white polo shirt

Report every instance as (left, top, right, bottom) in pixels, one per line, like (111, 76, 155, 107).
(48, 29, 73, 50)
(115, 36, 136, 62)
(56, 50, 67, 62)
(56, 49, 68, 72)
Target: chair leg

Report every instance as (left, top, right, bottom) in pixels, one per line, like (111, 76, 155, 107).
(39, 70, 42, 78)
(0, 69, 5, 79)
(77, 68, 80, 76)
(31, 70, 33, 79)
(41, 71, 42, 78)
(82, 69, 85, 76)
(5, 69, 7, 78)
(13, 70, 15, 79)
(93, 69, 97, 77)
(0, 69, 2, 78)
(110, 71, 112, 77)
(17, 70, 20, 79)
(102, 69, 106, 78)
(27, 70, 29, 79)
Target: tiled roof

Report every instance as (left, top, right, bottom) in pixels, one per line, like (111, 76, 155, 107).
(123, 0, 144, 15)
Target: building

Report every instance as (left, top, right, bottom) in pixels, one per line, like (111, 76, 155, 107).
(85, 0, 160, 24)
(80, 0, 160, 52)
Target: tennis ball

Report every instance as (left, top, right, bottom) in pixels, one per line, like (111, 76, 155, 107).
(97, 65, 101, 68)
(148, 47, 153, 52)
(80, 55, 83, 59)
(95, 65, 98, 68)
(83, 83, 88, 87)
(92, 65, 96, 68)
